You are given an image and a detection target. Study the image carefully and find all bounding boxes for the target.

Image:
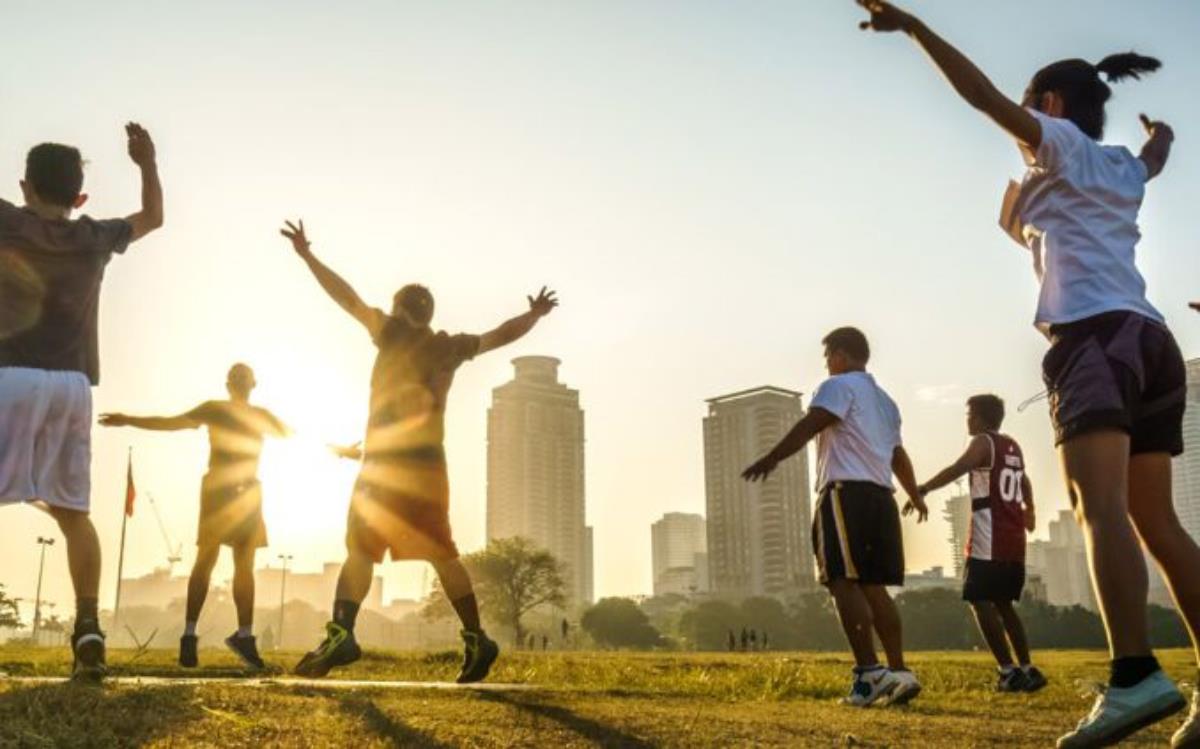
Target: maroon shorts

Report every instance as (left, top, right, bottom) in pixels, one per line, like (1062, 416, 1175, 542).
(1042, 311, 1186, 455)
(345, 453, 458, 563)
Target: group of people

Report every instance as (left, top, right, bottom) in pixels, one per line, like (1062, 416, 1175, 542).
(1, 0, 1199, 746)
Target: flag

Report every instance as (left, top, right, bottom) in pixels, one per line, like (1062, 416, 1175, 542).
(124, 450, 136, 517)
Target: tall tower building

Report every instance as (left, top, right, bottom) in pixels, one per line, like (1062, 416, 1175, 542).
(650, 513, 708, 596)
(487, 356, 592, 608)
(942, 490, 971, 579)
(703, 386, 813, 600)
(1173, 358, 1200, 541)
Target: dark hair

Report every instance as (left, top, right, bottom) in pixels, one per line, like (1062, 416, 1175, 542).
(967, 394, 1005, 430)
(822, 327, 870, 363)
(25, 143, 84, 208)
(1023, 53, 1161, 140)
(395, 284, 435, 326)
(227, 362, 255, 393)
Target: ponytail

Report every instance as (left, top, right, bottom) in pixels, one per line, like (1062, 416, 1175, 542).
(1095, 52, 1161, 83)
(1024, 52, 1161, 140)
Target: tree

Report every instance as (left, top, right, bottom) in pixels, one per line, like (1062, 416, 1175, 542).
(790, 591, 846, 651)
(0, 584, 21, 630)
(895, 588, 977, 650)
(678, 600, 741, 651)
(423, 537, 565, 646)
(582, 598, 662, 649)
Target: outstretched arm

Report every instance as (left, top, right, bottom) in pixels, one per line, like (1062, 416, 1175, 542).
(893, 445, 928, 522)
(856, 1, 1040, 151)
(918, 435, 991, 496)
(1138, 114, 1174, 180)
(477, 287, 559, 355)
(123, 123, 164, 241)
(742, 408, 839, 482)
(98, 412, 201, 431)
(280, 220, 385, 338)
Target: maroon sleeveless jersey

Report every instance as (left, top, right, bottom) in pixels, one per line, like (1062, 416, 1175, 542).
(966, 433, 1027, 563)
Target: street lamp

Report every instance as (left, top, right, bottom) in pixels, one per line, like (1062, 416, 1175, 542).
(277, 554, 293, 651)
(33, 537, 55, 644)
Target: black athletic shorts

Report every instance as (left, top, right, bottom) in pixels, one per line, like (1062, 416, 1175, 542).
(1042, 311, 1186, 455)
(813, 481, 904, 587)
(962, 558, 1025, 603)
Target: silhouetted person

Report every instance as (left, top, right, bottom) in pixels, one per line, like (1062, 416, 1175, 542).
(762, 631, 769, 651)
(281, 220, 557, 683)
(101, 363, 288, 670)
(0, 124, 162, 681)
(740, 627, 748, 652)
(750, 629, 758, 651)
(542, 634, 549, 651)
(727, 630, 736, 652)
(561, 618, 570, 642)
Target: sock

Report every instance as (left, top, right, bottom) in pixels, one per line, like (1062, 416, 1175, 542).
(853, 664, 885, 675)
(1110, 655, 1160, 689)
(999, 664, 1016, 675)
(332, 599, 360, 631)
(450, 593, 481, 633)
(236, 625, 252, 638)
(184, 621, 198, 637)
(75, 598, 99, 631)
(1020, 663, 1033, 673)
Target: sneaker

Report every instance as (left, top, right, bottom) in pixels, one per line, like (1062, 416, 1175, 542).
(998, 667, 1030, 693)
(885, 669, 922, 706)
(70, 628, 107, 683)
(293, 622, 361, 678)
(1057, 670, 1186, 748)
(1023, 665, 1049, 693)
(1173, 688, 1200, 749)
(179, 635, 199, 668)
(225, 633, 266, 670)
(841, 667, 902, 708)
(456, 630, 499, 684)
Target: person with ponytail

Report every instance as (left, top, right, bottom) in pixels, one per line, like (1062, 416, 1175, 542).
(854, 2, 1199, 747)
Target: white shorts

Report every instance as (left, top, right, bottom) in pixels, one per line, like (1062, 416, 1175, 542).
(0, 367, 92, 511)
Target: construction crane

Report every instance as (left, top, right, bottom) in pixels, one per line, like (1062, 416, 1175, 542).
(146, 493, 183, 574)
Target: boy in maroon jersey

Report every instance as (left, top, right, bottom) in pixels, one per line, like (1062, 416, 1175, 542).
(920, 395, 1047, 692)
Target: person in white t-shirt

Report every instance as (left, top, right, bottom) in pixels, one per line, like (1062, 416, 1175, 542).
(856, 2, 1200, 746)
(744, 327, 928, 708)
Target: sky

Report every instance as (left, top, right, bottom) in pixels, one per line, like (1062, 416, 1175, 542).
(2, 0, 1199, 621)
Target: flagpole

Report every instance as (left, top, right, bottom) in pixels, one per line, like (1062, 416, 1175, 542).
(112, 447, 131, 636)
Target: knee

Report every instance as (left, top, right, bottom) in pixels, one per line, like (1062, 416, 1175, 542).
(1129, 504, 1184, 548)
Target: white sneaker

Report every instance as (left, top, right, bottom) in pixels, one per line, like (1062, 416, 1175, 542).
(1057, 670, 1186, 748)
(884, 669, 922, 706)
(1173, 688, 1200, 749)
(841, 667, 901, 708)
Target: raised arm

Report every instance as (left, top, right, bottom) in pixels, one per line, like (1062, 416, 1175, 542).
(1021, 473, 1036, 532)
(892, 445, 928, 522)
(477, 287, 559, 355)
(742, 407, 839, 483)
(98, 412, 201, 431)
(1138, 114, 1174, 180)
(123, 123, 164, 241)
(856, 1, 1041, 151)
(918, 434, 991, 496)
(280, 219, 385, 338)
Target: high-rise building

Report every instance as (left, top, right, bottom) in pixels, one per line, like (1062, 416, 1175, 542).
(703, 386, 813, 600)
(942, 490, 971, 579)
(1026, 510, 1095, 610)
(650, 512, 708, 596)
(1172, 358, 1200, 541)
(487, 356, 592, 608)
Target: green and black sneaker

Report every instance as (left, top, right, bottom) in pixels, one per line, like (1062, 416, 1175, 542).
(70, 627, 107, 683)
(293, 622, 361, 678)
(456, 629, 499, 684)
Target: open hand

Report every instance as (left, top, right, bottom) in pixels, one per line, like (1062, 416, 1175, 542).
(1139, 114, 1174, 142)
(528, 286, 559, 317)
(98, 413, 130, 427)
(742, 455, 779, 483)
(856, 0, 913, 33)
(902, 494, 929, 523)
(125, 122, 156, 167)
(280, 219, 312, 256)
(328, 441, 363, 461)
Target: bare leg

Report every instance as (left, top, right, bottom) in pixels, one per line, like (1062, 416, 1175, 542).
(996, 600, 1032, 666)
(1061, 430, 1150, 658)
(231, 543, 257, 630)
(432, 558, 481, 632)
(334, 547, 375, 604)
(971, 600, 1015, 667)
(47, 507, 101, 603)
(1128, 452, 1200, 667)
(828, 580, 879, 668)
(862, 584, 905, 670)
(186, 543, 221, 624)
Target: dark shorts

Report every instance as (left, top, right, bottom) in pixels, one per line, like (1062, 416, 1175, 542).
(198, 475, 267, 549)
(962, 558, 1025, 603)
(1042, 311, 1186, 455)
(813, 481, 904, 587)
(346, 451, 459, 564)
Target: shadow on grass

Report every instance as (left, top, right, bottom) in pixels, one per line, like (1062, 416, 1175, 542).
(336, 694, 456, 749)
(0, 682, 204, 747)
(479, 691, 657, 748)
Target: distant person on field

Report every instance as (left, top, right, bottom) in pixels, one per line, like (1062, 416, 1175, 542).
(727, 630, 736, 652)
(281, 220, 557, 684)
(919, 395, 1047, 693)
(856, 1, 1200, 744)
(0, 124, 163, 681)
(744, 327, 927, 707)
(100, 363, 289, 670)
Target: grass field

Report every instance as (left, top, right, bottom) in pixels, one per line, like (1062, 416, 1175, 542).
(0, 645, 1195, 747)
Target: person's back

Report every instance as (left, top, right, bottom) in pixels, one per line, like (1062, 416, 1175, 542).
(813, 371, 902, 491)
(967, 432, 1028, 564)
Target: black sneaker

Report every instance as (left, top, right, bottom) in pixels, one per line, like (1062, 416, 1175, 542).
(293, 622, 360, 678)
(225, 633, 266, 670)
(997, 667, 1030, 693)
(71, 627, 107, 683)
(456, 629, 499, 684)
(1022, 665, 1049, 693)
(180, 635, 199, 668)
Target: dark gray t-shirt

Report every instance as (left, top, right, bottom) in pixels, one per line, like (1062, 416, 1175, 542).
(0, 198, 132, 384)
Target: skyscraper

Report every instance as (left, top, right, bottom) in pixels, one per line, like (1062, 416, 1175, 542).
(1172, 358, 1200, 541)
(942, 490, 971, 579)
(650, 512, 708, 596)
(1026, 509, 1095, 610)
(486, 356, 592, 608)
(703, 386, 813, 600)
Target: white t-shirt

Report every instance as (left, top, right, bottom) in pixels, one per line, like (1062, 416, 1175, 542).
(1004, 109, 1163, 333)
(809, 371, 901, 491)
